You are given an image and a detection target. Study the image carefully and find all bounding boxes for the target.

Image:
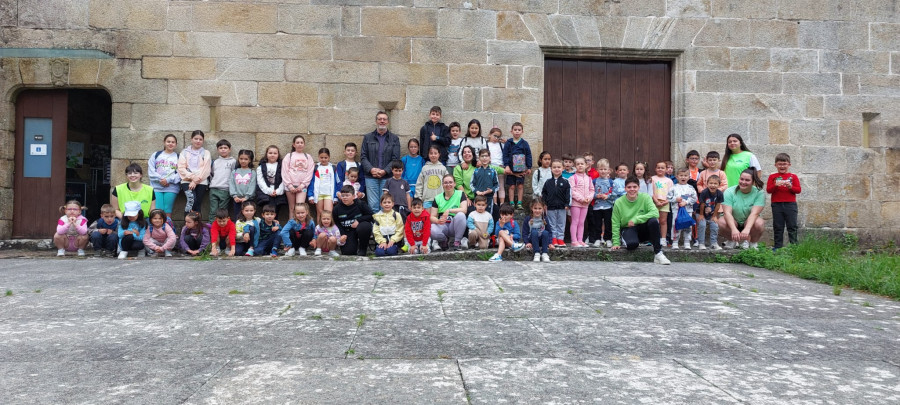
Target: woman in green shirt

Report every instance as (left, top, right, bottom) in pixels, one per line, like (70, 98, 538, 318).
(453, 146, 477, 200)
(110, 163, 156, 219)
(716, 168, 765, 250)
(720, 134, 762, 187)
(430, 174, 469, 251)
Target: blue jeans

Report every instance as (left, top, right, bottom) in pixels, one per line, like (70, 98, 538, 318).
(697, 217, 719, 247)
(89, 231, 118, 252)
(156, 191, 177, 214)
(546, 209, 566, 240)
(375, 243, 400, 257)
(365, 177, 388, 213)
(529, 229, 550, 254)
(255, 232, 281, 256)
(235, 225, 256, 255)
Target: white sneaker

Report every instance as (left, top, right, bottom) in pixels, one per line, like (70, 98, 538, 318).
(692, 240, 699, 247)
(593, 240, 602, 248)
(713, 244, 723, 250)
(460, 238, 468, 250)
(541, 253, 551, 262)
(512, 242, 525, 252)
(56, 249, 65, 257)
(432, 240, 442, 251)
(117, 251, 128, 260)
(741, 240, 749, 249)
(285, 248, 296, 257)
(533, 253, 541, 262)
(329, 250, 340, 257)
(488, 253, 503, 262)
(654, 251, 671, 265)
(660, 238, 668, 248)
(748, 242, 758, 250)
(698, 244, 707, 250)
(724, 240, 736, 249)
(298, 247, 307, 256)
(605, 240, 612, 248)
(314, 248, 322, 256)
(671, 244, 679, 250)
(164, 250, 173, 257)
(77, 249, 85, 256)
(683, 242, 691, 250)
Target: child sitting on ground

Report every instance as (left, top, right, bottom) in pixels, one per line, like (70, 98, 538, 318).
(118, 201, 148, 259)
(405, 198, 431, 254)
(314, 210, 341, 257)
(281, 202, 316, 257)
(234, 201, 259, 256)
(255, 204, 281, 257)
(524, 198, 552, 262)
(466, 195, 494, 249)
(89, 204, 119, 256)
(210, 208, 236, 257)
(54, 200, 89, 257)
(373, 192, 405, 257)
(143, 209, 177, 257)
(489, 203, 525, 262)
(179, 211, 210, 256)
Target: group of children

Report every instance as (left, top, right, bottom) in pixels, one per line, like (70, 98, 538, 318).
(54, 107, 801, 261)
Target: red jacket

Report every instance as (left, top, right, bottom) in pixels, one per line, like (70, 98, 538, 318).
(766, 173, 801, 203)
(405, 210, 431, 244)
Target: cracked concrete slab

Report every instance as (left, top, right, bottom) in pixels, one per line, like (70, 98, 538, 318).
(1, 258, 898, 403)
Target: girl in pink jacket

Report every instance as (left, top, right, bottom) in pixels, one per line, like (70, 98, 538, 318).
(143, 209, 177, 257)
(177, 130, 212, 215)
(54, 200, 89, 256)
(282, 135, 315, 218)
(567, 157, 595, 248)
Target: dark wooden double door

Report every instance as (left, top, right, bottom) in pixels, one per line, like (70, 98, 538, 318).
(543, 59, 671, 168)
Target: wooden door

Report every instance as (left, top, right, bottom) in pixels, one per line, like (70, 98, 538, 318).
(543, 59, 671, 169)
(14, 90, 68, 238)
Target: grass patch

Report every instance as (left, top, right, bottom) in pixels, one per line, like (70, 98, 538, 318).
(5, 290, 12, 296)
(228, 289, 247, 295)
(477, 251, 494, 261)
(309, 314, 323, 320)
(33, 289, 42, 293)
(356, 314, 367, 327)
(727, 234, 900, 300)
(293, 272, 307, 276)
(437, 289, 447, 302)
(192, 291, 205, 295)
(373, 271, 384, 278)
(278, 304, 292, 316)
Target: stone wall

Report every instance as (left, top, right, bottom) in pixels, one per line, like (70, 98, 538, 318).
(1, 0, 898, 243)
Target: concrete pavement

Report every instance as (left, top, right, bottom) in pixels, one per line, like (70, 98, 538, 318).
(1, 257, 898, 404)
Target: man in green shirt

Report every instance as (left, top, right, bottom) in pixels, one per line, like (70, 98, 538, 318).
(611, 176, 671, 265)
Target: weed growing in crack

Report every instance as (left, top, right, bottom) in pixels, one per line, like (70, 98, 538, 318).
(228, 290, 247, 295)
(437, 289, 447, 302)
(373, 271, 385, 278)
(293, 272, 307, 276)
(5, 290, 12, 296)
(278, 304, 292, 316)
(356, 314, 367, 327)
(309, 315, 323, 320)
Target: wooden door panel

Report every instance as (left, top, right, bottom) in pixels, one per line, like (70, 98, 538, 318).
(544, 59, 671, 173)
(14, 90, 68, 238)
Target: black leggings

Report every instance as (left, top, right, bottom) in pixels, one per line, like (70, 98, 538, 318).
(590, 209, 613, 241)
(183, 234, 202, 251)
(120, 234, 145, 252)
(288, 227, 315, 249)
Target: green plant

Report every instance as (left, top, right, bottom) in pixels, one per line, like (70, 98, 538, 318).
(373, 271, 384, 278)
(595, 309, 603, 314)
(722, 301, 736, 308)
(293, 272, 307, 276)
(437, 290, 447, 302)
(228, 290, 247, 295)
(477, 251, 494, 261)
(742, 272, 755, 278)
(566, 289, 574, 295)
(192, 291, 204, 295)
(278, 304, 292, 316)
(595, 251, 611, 261)
(33, 289, 41, 293)
(356, 314, 367, 327)
(749, 288, 758, 293)
(309, 315, 323, 320)
(497, 286, 504, 293)
(5, 290, 12, 296)
(194, 245, 213, 261)
(345, 348, 355, 355)
(832, 285, 842, 296)
(861, 301, 872, 307)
